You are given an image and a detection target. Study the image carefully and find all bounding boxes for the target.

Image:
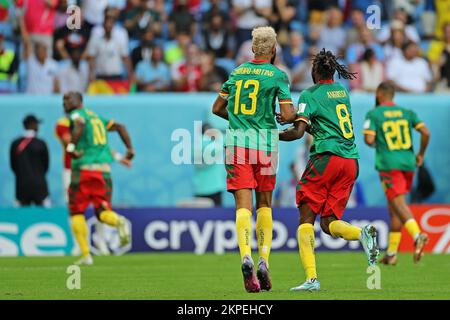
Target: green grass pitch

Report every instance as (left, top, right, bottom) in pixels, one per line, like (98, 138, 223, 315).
(1, 252, 449, 300)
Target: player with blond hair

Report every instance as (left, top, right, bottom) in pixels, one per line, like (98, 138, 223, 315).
(212, 26, 297, 292)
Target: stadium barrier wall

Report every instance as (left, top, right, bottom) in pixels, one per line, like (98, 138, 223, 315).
(1, 205, 448, 257)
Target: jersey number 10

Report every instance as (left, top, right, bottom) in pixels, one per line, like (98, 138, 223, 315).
(233, 79, 259, 115)
(91, 118, 107, 145)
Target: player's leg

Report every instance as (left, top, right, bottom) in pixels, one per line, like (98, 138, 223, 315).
(255, 190, 273, 291)
(68, 170, 93, 265)
(383, 171, 428, 262)
(322, 157, 378, 266)
(290, 203, 320, 292)
(380, 203, 402, 265)
(93, 171, 130, 247)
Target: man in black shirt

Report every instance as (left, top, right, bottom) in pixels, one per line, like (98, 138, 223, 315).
(10, 115, 50, 207)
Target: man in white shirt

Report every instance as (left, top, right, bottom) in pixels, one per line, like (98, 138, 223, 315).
(24, 41, 59, 94)
(57, 48, 89, 93)
(387, 42, 433, 93)
(86, 14, 134, 80)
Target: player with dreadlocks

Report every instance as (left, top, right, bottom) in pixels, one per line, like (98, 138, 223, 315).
(278, 49, 379, 292)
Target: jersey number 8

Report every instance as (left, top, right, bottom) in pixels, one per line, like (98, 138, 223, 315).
(336, 104, 354, 139)
(234, 79, 259, 115)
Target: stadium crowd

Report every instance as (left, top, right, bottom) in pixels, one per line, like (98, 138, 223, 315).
(0, 0, 449, 94)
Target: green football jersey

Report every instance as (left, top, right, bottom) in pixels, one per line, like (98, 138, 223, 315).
(364, 103, 424, 172)
(69, 108, 114, 169)
(219, 60, 292, 151)
(295, 80, 359, 159)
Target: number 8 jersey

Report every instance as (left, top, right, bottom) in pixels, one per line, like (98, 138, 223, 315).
(219, 60, 292, 152)
(69, 108, 114, 170)
(363, 102, 424, 172)
(295, 80, 359, 159)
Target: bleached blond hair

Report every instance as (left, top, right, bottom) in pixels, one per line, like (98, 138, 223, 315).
(251, 26, 277, 57)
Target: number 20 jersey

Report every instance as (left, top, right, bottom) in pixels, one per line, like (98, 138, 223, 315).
(219, 60, 292, 152)
(364, 103, 424, 172)
(69, 108, 114, 170)
(295, 81, 359, 159)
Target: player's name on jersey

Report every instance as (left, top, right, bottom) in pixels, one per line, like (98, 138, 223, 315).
(383, 110, 403, 118)
(234, 67, 274, 77)
(326, 90, 347, 99)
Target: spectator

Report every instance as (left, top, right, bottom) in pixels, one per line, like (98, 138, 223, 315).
(282, 31, 306, 69)
(383, 20, 409, 63)
(131, 25, 154, 68)
(346, 7, 373, 45)
(82, 0, 108, 30)
(22, 30, 59, 94)
(53, 12, 91, 61)
(233, 0, 272, 49)
(57, 47, 89, 93)
(171, 43, 202, 92)
(199, 51, 228, 92)
(377, 8, 420, 44)
(269, 0, 298, 46)
(17, 0, 59, 56)
(54, 0, 69, 30)
(169, 0, 195, 39)
(164, 31, 191, 65)
(291, 46, 318, 90)
(0, 32, 19, 93)
(317, 6, 346, 55)
(202, 13, 234, 58)
(201, 0, 229, 31)
(123, 0, 161, 41)
(434, 0, 450, 40)
(346, 27, 384, 65)
(387, 41, 433, 93)
(10, 114, 50, 207)
(193, 123, 225, 207)
(428, 23, 450, 89)
(136, 45, 170, 92)
(350, 48, 385, 92)
(86, 14, 134, 81)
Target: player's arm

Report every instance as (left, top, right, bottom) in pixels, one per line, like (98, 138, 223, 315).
(363, 132, 376, 147)
(363, 114, 376, 147)
(108, 122, 135, 161)
(66, 118, 85, 159)
(212, 95, 229, 120)
(279, 121, 308, 141)
(279, 103, 297, 123)
(416, 124, 431, 167)
(277, 72, 297, 123)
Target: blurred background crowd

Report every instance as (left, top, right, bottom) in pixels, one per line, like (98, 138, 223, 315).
(0, 0, 449, 95)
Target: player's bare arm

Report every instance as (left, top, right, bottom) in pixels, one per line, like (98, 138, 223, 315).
(212, 95, 229, 121)
(279, 121, 308, 141)
(416, 125, 431, 167)
(108, 122, 135, 161)
(279, 103, 297, 123)
(364, 132, 376, 147)
(67, 118, 85, 159)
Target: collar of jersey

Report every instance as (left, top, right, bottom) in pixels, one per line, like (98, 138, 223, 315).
(250, 59, 269, 64)
(318, 79, 334, 84)
(378, 101, 396, 106)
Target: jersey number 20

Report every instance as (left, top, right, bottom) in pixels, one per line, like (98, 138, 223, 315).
(234, 80, 259, 115)
(336, 104, 354, 139)
(382, 120, 411, 150)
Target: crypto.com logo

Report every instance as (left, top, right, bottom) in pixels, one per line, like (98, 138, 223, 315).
(66, 5, 82, 30)
(420, 208, 450, 253)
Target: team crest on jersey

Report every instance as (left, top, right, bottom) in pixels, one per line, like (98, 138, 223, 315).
(298, 103, 307, 114)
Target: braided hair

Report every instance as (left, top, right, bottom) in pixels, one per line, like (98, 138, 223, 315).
(312, 48, 357, 81)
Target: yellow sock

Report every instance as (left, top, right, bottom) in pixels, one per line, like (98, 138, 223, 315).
(404, 219, 421, 241)
(99, 210, 119, 227)
(236, 208, 252, 261)
(329, 220, 361, 240)
(256, 207, 272, 265)
(387, 232, 402, 255)
(298, 223, 317, 280)
(71, 215, 90, 257)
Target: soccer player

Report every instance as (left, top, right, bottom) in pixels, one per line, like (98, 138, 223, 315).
(55, 117, 132, 256)
(212, 26, 297, 292)
(278, 49, 379, 292)
(63, 91, 135, 265)
(363, 81, 430, 265)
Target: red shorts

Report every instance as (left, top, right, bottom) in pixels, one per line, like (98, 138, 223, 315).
(225, 146, 277, 192)
(68, 170, 113, 215)
(296, 153, 358, 219)
(379, 170, 414, 201)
